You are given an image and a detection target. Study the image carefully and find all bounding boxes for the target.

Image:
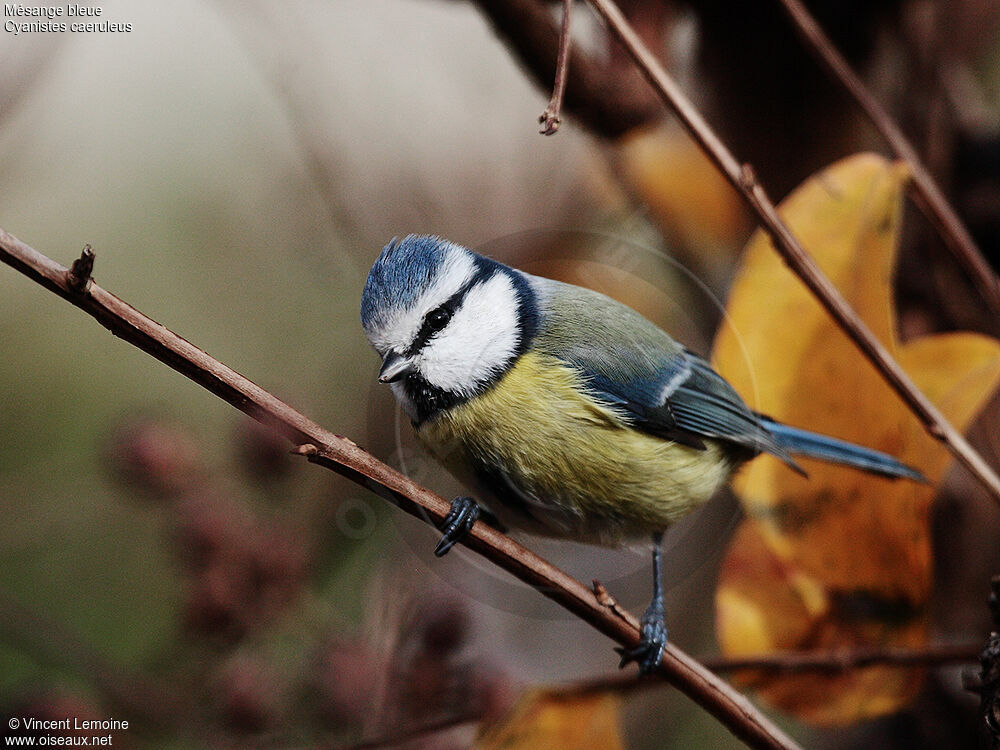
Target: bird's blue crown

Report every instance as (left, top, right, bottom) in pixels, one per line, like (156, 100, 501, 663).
(360, 235, 456, 331)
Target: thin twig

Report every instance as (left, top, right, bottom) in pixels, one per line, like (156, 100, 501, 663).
(470, 0, 662, 138)
(549, 643, 981, 700)
(0, 231, 801, 750)
(538, 0, 573, 135)
(773, 0, 1000, 320)
(581, 0, 1000, 504)
(703, 643, 982, 674)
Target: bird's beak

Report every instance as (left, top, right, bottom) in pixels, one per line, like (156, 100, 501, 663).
(378, 351, 415, 383)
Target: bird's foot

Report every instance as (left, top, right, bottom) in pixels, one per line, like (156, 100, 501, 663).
(434, 496, 480, 557)
(616, 603, 667, 676)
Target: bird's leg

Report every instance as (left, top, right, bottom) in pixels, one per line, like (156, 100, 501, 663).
(434, 496, 481, 557)
(617, 531, 667, 675)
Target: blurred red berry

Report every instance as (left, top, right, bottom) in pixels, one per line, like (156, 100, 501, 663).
(234, 418, 291, 481)
(105, 417, 200, 497)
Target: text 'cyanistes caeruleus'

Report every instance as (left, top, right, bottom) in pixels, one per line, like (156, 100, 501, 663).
(360, 235, 924, 674)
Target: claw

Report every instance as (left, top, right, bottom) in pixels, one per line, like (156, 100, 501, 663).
(616, 613, 667, 675)
(434, 496, 480, 557)
(617, 532, 668, 676)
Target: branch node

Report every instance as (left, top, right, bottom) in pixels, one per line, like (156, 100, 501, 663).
(593, 579, 631, 622)
(738, 163, 758, 191)
(926, 422, 948, 441)
(538, 109, 562, 136)
(290, 443, 319, 457)
(66, 244, 95, 293)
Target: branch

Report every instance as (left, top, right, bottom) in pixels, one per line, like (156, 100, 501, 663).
(772, 0, 1000, 321)
(703, 643, 982, 674)
(548, 643, 981, 701)
(580, 0, 1000, 504)
(0, 229, 800, 750)
(538, 0, 573, 135)
(470, 0, 662, 138)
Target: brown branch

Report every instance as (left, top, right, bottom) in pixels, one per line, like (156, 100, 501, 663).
(0, 230, 801, 750)
(703, 643, 982, 674)
(538, 0, 573, 135)
(552, 643, 981, 699)
(772, 0, 1000, 321)
(470, 0, 662, 138)
(580, 0, 1000, 504)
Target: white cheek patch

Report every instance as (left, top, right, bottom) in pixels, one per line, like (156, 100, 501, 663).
(367, 249, 477, 355)
(418, 273, 520, 395)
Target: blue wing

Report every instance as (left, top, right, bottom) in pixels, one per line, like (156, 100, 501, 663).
(586, 347, 795, 463)
(527, 276, 924, 481)
(529, 277, 795, 464)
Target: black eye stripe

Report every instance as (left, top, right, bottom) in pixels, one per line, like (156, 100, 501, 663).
(406, 266, 493, 356)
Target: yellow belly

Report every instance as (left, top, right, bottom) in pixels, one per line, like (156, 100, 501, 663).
(416, 351, 737, 545)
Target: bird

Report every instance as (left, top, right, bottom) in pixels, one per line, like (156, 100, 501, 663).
(360, 234, 924, 675)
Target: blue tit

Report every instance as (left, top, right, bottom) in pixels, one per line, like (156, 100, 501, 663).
(360, 234, 924, 674)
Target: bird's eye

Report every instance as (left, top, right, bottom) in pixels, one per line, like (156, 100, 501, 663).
(426, 306, 451, 332)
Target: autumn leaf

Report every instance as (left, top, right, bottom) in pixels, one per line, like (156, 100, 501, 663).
(712, 153, 1000, 725)
(619, 124, 746, 274)
(476, 688, 625, 750)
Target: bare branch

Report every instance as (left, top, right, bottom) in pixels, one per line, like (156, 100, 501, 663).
(703, 643, 981, 674)
(538, 0, 573, 135)
(550, 643, 980, 699)
(471, 0, 662, 138)
(0, 228, 801, 750)
(772, 0, 1000, 321)
(581, 0, 1000, 503)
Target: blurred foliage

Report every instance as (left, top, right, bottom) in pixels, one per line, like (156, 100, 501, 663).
(714, 154, 1000, 724)
(1, 1, 1000, 749)
(477, 688, 625, 750)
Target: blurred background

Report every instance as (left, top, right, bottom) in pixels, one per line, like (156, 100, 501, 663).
(1, 0, 999, 747)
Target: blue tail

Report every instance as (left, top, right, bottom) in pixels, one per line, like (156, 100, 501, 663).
(759, 417, 926, 482)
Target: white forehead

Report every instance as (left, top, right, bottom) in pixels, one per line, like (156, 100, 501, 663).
(417, 272, 520, 396)
(366, 250, 477, 354)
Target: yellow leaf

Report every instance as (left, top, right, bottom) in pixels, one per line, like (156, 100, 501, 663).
(476, 689, 625, 750)
(619, 125, 745, 268)
(712, 153, 1000, 724)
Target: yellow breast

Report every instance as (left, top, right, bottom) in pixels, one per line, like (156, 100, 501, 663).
(416, 350, 737, 545)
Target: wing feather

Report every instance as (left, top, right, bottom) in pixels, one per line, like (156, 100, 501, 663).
(528, 276, 796, 465)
